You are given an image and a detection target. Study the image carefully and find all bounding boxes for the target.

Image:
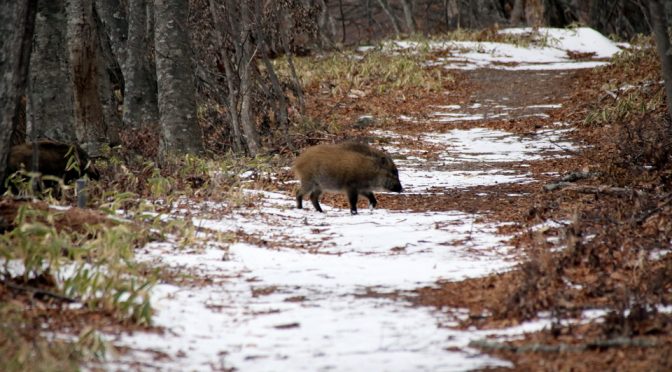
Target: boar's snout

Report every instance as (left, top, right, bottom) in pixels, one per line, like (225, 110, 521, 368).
(385, 176, 402, 192)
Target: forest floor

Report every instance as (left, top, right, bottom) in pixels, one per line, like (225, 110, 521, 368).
(3, 28, 671, 371)
(99, 30, 672, 370)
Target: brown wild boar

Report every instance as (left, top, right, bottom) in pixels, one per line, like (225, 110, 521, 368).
(5, 141, 100, 190)
(293, 142, 402, 214)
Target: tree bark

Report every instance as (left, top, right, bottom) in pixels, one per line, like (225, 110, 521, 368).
(511, 0, 526, 25)
(93, 0, 128, 74)
(376, 0, 402, 36)
(444, 0, 460, 29)
(0, 0, 37, 182)
(154, 0, 205, 159)
(317, 0, 337, 47)
(400, 0, 416, 33)
(209, 0, 243, 153)
(280, 11, 305, 115)
(93, 7, 123, 145)
(524, 0, 544, 27)
(123, 0, 160, 129)
(66, 0, 109, 157)
(28, 0, 77, 143)
(237, 1, 261, 156)
(649, 0, 672, 121)
(93, 0, 128, 144)
(254, 0, 292, 150)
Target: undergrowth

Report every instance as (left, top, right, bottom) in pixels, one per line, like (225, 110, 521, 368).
(0, 138, 279, 369)
(505, 34, 672, 337)
(275, 47, 448, 97)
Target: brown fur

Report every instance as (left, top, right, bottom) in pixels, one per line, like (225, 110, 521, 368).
(293, 142, 402, 214)
(5, 141, 100, 192)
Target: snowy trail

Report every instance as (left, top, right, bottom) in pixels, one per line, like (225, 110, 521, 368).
(101, 28, 623, 371)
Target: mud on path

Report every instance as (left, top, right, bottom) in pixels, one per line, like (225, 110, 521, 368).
(103, 67, 587, 371)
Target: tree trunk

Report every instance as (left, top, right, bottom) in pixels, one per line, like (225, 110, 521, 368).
(317, 0, 337, 47)
(400, 0, 416, 33)
(444, 0, 460, 29)
(208, 0, 243, 153)
(649, 0, 672, 121)
(0, 0, 37, 182)
(93, 0, 128, 73)
(28, 0, 77, 143)
(280, 12, 305, 115)
(254, 0, 292, 150)
(124, 0, 160, 129)
(66, 0, 109, 157)
(93, 7, 123, 145)
(511, 0, 526, 25)
(542, 0, 575, 27)
(238, 2, 261, 156)
(377, 0, 402, 36)
(93, 0, 128, 144)
(524, 0, 544, 27)
(154, 0, 205, 159)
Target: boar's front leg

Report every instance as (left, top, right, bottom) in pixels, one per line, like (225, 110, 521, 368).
(347, 188, 359, 215)
(310, 190, 324, 212)
(296, 189, 304, 209)
(296, 183, 311, 209)
(360, 191, 377, 209)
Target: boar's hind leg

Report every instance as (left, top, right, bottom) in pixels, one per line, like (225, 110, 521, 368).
(360, 191, 377, 209)
(309, 190, 324, 212)
(295, 187, 305, 209)
(347, 189, 359, 215)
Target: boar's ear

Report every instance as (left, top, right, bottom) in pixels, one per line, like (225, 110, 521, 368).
(378, 156, 388, 166)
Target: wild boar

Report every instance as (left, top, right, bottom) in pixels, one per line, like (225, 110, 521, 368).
(5, 141, 100, 189)
(293, 142, 402, 214)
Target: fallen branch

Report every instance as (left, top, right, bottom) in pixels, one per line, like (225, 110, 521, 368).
(469, 336, 658, 353)
(544, 184, 646, 197)
(1, 279, 75, 303)
(543, 181, 573, 192)
(543, 172, 599, 191)
(636, 192, 672, 224)
(565, 185, 646, 197)
(560, 171, 599, 183)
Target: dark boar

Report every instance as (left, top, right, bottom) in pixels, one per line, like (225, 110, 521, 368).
(293, 142, 402, 215)
(5, 141, 100, 188)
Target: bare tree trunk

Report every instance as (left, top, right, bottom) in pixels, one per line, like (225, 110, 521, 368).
(0, 0, 37, 182)
(376, 0, 402, 36)
(280, 12, 305, 115)
(93, 0, 128, 73)
(28, 0, 77, 143)
(124, 0, 159, 129)
(93, 8, 123, 145)
(154, 0, 205, 159)
(525, 0, 544, 27)
(649, 0, 672, 121)
(511, 0, 526, 25)
(338, 0, 346, 44)
(400, 0, 416, 33)
(317, 0, 337, 47)
(208, 0, 243, 153)
(237, 1, 261, 156)
(66, 0, 109, 157)
(93, 0, 128, 144)
(254, 0, 293, 150)
(444, 0, 460, 29)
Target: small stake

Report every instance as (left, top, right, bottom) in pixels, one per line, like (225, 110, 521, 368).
(76, 179, 87, 208)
